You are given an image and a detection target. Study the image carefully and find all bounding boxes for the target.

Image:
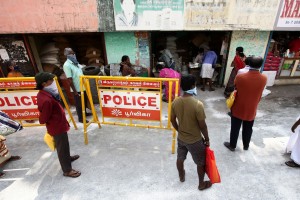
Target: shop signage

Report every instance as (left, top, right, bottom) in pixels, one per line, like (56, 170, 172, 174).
(0, 91, 39, 119)
(98, 79, 160, 88)
(275, 0, 300, 30)
(0, 80, 36, 89)
(113, 0, 184, 30)
(100, 90, 161, 121)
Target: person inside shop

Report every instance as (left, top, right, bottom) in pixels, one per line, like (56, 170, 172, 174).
(119, 55, 136, 76)
(4, 59, 23, 77)
(193, 48, 204, 65)
(224, 47, 246, 98)
(200, 50, 218, 91)
(116, 0, 138, 27)
(63, 48, 92, 123)
(35, 72, 81, 178)
(288, 35, 300, 55)
(157, 63, 180, 102)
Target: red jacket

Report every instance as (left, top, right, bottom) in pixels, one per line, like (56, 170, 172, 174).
(37, 90, 70, 135)
(232, 71, 267, 121)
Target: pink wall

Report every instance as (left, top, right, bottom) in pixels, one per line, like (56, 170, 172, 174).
(0, 0, 99, 33)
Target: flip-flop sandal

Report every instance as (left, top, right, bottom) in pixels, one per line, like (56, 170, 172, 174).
(0, 172, 5, 178)
(70, 155, 80, 162)
(198, 181, 212, 191)
(63, 169, 81, 178)
(285, 161, 300, 168)
(8, 156, 22, 162)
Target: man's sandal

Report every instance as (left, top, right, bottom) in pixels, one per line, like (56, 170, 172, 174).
(63, 169, 81, 178)
(198, 181, 212, 191)
(70, 155, 80, 162)
(285, 161, 300, 168)
(8, 156, 21, 161)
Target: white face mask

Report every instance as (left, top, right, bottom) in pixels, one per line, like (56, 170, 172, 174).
(44, 80, 59, 96)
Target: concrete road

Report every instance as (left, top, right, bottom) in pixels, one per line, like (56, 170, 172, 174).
(0, 85, 299, 200)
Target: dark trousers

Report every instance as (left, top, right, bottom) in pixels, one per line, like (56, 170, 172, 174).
(74, 91, 88, 121)
(230, 115, 254, 149)
(54, 133, 72, 173)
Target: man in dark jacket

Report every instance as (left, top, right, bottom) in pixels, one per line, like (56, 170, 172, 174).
(35, 72, 81, 178)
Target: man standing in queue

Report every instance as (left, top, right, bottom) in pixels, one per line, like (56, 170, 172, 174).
(224, 56, 267, 151)
(63, 48, 91, 123)
(35, 72, 80, 178)
(171, 75, 212, 191)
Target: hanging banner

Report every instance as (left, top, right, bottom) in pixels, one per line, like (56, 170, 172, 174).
(100, 90, 161, 121)
(99, 79, 160, 88)
(274, 0, 300, 30)
(0, 91, 39, 119)
(113, 0, 184, 30)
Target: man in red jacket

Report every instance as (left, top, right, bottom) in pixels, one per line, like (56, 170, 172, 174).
(35, 72, 81, 178)
(224, 56, 267, 151)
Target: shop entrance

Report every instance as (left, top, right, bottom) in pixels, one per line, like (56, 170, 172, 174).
(264, 31, 300, 81)
(31, 33, 107, 105)
(150, 31, 231, 87)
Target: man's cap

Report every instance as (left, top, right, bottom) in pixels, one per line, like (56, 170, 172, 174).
(64, 47, 73, 56)
(35, 72, 55, 86)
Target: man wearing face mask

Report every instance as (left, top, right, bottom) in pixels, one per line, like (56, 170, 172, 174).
(171, 75, 212, 191)
(35, 72, 81, 178)
(4, 60, 23, 77)
(63, 48, 91, 123)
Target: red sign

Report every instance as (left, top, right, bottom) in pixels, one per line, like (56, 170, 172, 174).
(0, 81, 36, 89)
(98, 80, 160, 89)
(100, 90, 161, 121)
(0, 91, 40, 119)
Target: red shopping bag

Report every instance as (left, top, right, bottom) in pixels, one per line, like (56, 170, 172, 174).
(205, 147, 221, 184)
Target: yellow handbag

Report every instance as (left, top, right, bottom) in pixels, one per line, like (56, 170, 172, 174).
(226, 90, 237, 109)
(44, 132, 55, 151)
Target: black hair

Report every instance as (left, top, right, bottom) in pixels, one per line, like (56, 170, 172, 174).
(120, 0, 135, 4)
(249, 56, 263, 69)
(121, 55, 129, 62)
(245, 56, 252, 65)
(181, 75, 196, 91)
(238, 52, 245, 58)
(198, 48, 204, 53)
(236, 46, 244, 53)
(36, 84, 44, 90)
(120, 55, 129, 73)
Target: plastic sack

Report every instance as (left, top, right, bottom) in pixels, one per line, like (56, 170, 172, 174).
(205, 147, 221, 184)
(44, 132, 55, 151)
(0, 111, 23, 136)
(226, 90, 236, 109)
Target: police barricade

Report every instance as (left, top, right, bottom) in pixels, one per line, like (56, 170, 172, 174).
(80, 76, 179, 153)
(0, 77, 77, 129)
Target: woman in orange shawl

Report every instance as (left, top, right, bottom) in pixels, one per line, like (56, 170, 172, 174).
(224, 47, 245, 98)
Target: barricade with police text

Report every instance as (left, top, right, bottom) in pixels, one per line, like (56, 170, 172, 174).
(80, 76, 180, 153)
(0, 77, 77, 129)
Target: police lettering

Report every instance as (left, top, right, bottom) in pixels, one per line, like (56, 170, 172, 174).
(103, 95, 156, 107)
(0, 96, 37, 107)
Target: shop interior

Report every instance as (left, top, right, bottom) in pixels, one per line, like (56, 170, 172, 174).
(150, 31, 231, 86)
(265, 31, 300, 78)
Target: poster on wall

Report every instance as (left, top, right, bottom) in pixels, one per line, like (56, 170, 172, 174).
(184, 0, 279, 30)
(113, 0, 184, 30)
(274, 0, 300, 30)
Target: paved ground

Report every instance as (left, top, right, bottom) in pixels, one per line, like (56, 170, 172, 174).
(0, 85, 300, 200)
